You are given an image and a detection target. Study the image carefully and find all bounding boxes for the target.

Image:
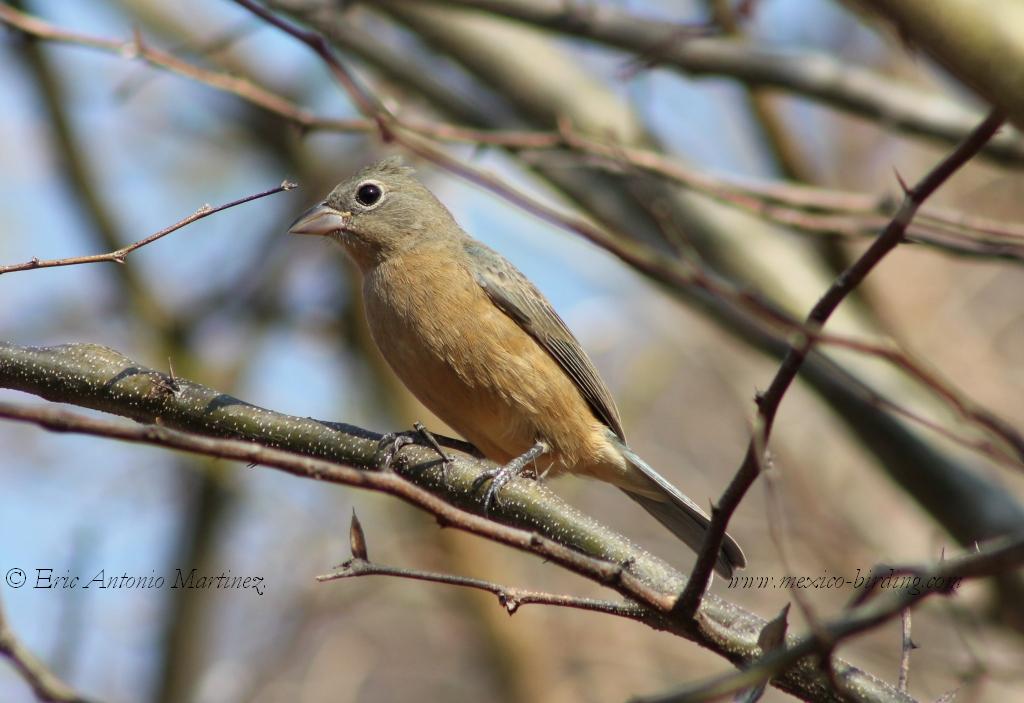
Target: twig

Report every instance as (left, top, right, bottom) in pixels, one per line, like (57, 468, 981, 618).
(0, 181, 296, 275)
(635, 532, 1024, 703)
(229, 0, 382, 120)
(322, 508, 642, 617)
(319, 558, 646, 618)
(0, 599, 96, 703)
(675, 110, 1007, 618)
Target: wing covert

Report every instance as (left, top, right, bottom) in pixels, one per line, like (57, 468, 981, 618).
(464, 240, 625, 440)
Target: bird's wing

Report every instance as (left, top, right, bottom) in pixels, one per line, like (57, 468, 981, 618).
(464, 240, 625, 440)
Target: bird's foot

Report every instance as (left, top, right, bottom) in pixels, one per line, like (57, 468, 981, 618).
(413, 421, 454, 480)
(376, 430, 417, 471)
(376, 423, 453, 474)
(471, 440, 549, 514)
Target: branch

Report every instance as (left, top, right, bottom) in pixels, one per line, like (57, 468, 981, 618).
(0, 341, 916, 703)
(853, 0, 1024, 132)
(4, 4, 1022, 264)
(399, 0, 1024, 165)
(0, 598, 96, 703)
(318, 513, 647, 618)
(676, 110, 1007, 616)
(638, 533, 1024, 703)
(0, 181, 296, 275)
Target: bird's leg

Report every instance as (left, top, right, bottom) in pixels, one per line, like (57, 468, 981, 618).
(376, 422, 454, 472)
(472, 439, 550, 514)
(413, 421, 454, 479)
(376, 430, 417, 471)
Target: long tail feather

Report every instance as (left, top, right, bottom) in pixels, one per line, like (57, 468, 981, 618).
(617, 444, 745, 579)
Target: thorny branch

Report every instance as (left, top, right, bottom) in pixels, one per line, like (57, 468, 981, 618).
(318, 513, 648, 618)
(0, 182, 296, 276)
(676, 110, 1008, 617)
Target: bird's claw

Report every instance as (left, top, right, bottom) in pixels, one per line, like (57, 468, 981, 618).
(471, 465, 521, 515)
(376, 423, 454, 475)
(376, 431, 416, 471)
(471, 440, 549, 515)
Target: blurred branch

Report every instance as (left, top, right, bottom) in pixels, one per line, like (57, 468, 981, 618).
(6, 0, 166, 325)
(0, 3, 358, 133)
(0, 598, 96, 703)
(0, 342, 926, 703)
(638, 533, 1024, 703)
(398, 0, 1024, 166)
(677, 110, 1006, 617)
(4, 4, 1022, 264)
(851, 0, 1024, 132)
(0, 181, 296, 275)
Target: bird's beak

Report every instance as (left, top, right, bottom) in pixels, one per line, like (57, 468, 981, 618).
(288, 203, 349, 237)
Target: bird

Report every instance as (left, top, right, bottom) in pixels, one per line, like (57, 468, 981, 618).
(289, 157, 745, 577)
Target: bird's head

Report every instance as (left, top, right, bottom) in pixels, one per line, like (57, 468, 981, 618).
(289, 157, 457, 270)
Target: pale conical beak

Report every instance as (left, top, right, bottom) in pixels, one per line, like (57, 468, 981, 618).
(288, 203, 349, 236)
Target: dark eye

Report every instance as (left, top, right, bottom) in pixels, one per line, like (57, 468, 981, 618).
(356, 183, 382, 207)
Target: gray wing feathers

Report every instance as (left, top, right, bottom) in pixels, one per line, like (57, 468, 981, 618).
(465, 241, 744, 576)
(619, 445, 745, 579)
(465, 241, 625, 440)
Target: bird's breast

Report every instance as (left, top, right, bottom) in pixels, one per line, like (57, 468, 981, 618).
(361, 247, 614, 475)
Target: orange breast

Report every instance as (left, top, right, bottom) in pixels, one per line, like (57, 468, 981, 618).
(361, 244, 619, 478)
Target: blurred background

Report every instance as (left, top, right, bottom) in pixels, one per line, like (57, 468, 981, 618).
(1, 1, 1023, 701)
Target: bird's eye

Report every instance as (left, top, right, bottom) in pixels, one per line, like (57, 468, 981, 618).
(356, 183, 383, 207)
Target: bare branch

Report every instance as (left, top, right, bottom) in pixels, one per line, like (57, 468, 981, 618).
(0, 182, 296, 276)
(0, 599, 96, 703)
(322, 510, 644, 619)
(3, 4, 1022, 265)
(637, 533, 1024, 703)
(319, 557, 645, 618)
(396, 0, 1024, 164)
(676, 110, 1007, 617)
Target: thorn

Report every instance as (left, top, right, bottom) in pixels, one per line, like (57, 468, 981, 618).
(196, 203, 213, 215)
(113, 256, 126, 265)
(757, 602, 790, 651)
(499, 593, 519, 614)
(281, 179, 299, 191)
(349, 509, 368, 560)
(753, 389, 766, 408)
(165, 357, 180, 394)
(893, 167, 911, 196)
(121, 27, 141, 59)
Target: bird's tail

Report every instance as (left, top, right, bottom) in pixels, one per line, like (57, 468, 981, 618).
(616, 442, 745, 579)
